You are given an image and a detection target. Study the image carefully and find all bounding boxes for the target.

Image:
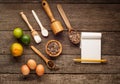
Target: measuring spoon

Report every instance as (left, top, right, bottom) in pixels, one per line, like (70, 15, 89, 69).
(57, 4, 80, 44)
(31, 45, 59, 70)
(32, 10, 49, 37)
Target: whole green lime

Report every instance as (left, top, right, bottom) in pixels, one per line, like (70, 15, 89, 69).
(21, 34, 31, 45)
(13, 28, 23, 38)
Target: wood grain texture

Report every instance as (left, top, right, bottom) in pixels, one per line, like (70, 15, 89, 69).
(0, 74, 119, 84)
(0, 0, 120, 4)
(0, 31, 120, 55)
(0, 55, 119, 74)
(0, 1, 120, 84)
(0, 4, 120, 32)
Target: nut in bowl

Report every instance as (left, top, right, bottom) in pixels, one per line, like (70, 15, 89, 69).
(45, 40, 62, 57)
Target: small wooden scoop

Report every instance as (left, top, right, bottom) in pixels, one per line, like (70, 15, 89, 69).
(57, 4, 80, 44)
(20, 12, 41, 44)
(31, 45, 58, 70)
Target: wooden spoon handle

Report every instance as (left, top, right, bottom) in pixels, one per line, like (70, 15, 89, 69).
(42, 0, 55, 22)
(57, 4, 73, 31)
(20, 12, 34, 31)
(30, 45, 49, 63)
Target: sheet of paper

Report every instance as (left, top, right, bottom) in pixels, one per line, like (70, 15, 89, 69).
(80, 32, 102, 63)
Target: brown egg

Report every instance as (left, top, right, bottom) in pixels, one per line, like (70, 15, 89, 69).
(21, 64, 30, 76)
(27, 59, 37, 70)
(36, 64, 45, 76)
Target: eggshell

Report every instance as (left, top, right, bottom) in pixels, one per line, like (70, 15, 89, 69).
(36, 64, 44, 76)
(27, 59, 37, 70)
(21, 64, 30, 76)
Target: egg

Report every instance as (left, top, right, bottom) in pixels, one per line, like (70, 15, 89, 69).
(36, 64, 45, 76)
(21, 64, 30, 76)
(27, 59, 37, 70)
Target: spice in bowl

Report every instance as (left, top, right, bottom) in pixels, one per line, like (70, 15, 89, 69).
(45, 40, 62, 57)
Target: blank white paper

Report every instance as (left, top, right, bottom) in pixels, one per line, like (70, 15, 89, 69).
(80, 32, 102, 63)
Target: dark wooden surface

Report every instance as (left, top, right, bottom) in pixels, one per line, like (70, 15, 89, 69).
(0, 0, 120, 84)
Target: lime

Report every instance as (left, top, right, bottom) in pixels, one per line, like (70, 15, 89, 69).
(21, 34, 31, 45)
(10, 43, 23, 57)
(13, 28, 23, 38)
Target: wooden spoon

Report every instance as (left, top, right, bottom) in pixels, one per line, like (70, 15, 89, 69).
(30, 45, 58, 70)
(32, 10, 49, 37)
(57, 4, 80, 44)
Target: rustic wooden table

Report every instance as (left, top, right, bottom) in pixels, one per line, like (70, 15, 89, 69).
(0, 0, 120, 84)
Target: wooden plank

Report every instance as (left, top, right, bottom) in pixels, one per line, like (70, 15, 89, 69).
(0, 0, 120, 4)
(0, 2, 119, 84)
(0, 31, 120, 55)
(0, 55, 119, 74)
(0, 74, 119, 84)
(0, 4, 120, 31)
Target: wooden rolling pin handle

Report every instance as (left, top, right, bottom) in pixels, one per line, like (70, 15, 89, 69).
(20, 12, 34, 31)
(42, 0, 55, 22)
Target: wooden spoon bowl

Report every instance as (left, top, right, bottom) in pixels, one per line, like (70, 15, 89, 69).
(68, 30, 80, 44)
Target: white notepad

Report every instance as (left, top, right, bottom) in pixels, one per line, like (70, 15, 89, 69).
(80, 32, 102, 63)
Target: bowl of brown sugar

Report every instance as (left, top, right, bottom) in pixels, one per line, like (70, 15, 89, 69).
(45, 40, 62, 57)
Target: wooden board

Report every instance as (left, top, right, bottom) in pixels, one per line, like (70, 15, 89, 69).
(0, 55, 119, 74)
(0, 0, 120, 4)
(0, 74, 119, 84)
(0, 31, 120, 55)
(0, 1, 119, 84)
(0, 4, 120, 32)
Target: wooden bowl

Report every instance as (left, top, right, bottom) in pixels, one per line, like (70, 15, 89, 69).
(45, 40, 62, 57)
